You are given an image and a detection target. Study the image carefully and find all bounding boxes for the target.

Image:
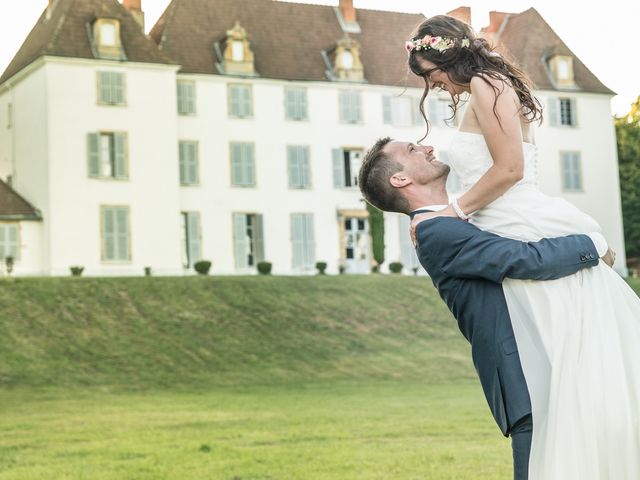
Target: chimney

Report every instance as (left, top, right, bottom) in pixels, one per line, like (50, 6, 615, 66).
(123, 0, 145, 31)
(484, 11, 508, 33)
(446, 6, 471, 26)
(340, 0, 356, 24)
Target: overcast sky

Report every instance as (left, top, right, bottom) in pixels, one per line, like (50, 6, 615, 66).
(1, 0, 637, 116)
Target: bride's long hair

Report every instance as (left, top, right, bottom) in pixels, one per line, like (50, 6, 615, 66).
(407, 15, 542, 141)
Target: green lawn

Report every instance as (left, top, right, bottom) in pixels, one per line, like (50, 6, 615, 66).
(0, 382, 512, 480)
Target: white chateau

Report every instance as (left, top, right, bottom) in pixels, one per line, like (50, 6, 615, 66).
(0, 0, 627, 276)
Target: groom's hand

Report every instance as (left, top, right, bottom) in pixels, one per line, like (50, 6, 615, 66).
(602, 247, 616, 267)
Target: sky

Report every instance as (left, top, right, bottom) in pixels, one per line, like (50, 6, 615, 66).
(0, 1, 637, 116)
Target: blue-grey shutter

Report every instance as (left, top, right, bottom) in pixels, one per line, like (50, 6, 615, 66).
(87, 133, 100, 177)
(561, 153, 572, 190)
(179, 142, 186, 183)
(114, 133, 126, 178)
(287, 146, 300, 188)
(572, 154, 582, 190)
(242, 143, 255, 186)
(298, 89, 307, 120)
(231, 143, 243, 185)
(241, 86, 252, 117)
(570, 98, 577, 127)
(353, 92, 361, 122)
(301, 147, 311, 188)
(382, 96, 392, 124)
(333, 148, 345, 188)
(229, 86, 240, 116)
(188, 212, 201, 264)
(113, 73, 124, 104)
(548, 98, 559, 126)
(291, 214, 303, 268)
(103, 208, 115, 260)
(303, 214, 315, 268)
(233, 213, 248, 269)
(99, 72, 111, 104)
(186, 83, 195, 114)
(116, 207, 129, 260)
(176, 82, 184, 114)
(188, 142, 198, 183)
(254, 214, 265, 263)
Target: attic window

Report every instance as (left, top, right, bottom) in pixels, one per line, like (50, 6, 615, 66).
(330, 35, 364, 82)
(217, 22, 256, 76)
(548, 55, 575, 88)
(92, 18, 125, 61)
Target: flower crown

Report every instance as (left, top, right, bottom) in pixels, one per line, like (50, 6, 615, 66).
(404, 35, 470, 54)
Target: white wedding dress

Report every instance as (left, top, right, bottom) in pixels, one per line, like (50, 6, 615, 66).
(447, 131, 640, 479)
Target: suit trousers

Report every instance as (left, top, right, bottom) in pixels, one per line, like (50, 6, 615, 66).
(511, 414, 533, 480)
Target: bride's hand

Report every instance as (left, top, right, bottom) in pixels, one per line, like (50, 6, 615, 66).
(410, 205, 459, 247)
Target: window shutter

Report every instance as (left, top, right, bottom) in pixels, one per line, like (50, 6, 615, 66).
(99, 72, 111, 104)
(298, 89, 307, 120)
(382, 96, 392, 124)
(113, 133, 127, 178)
(561, 153, 572, 190)
(177, 82, 184, 114)
(332, 148, 345, 188)
(241, 86, 252, 117)
(287, 146, 300, 188)
(570, 98, 577, 127)
(233, 213, 249, 269)
(303, 214, 315, 268)
(179, 142, 187, 183)
(87, 133, 100, 177)
(291, 214, 303, 268)
(353, 92, 361, 122)
(244, 143, 255, 186)
(229, 86, 240, 116)
(113, 73, 124, 104)
(188, 143, 198, 184)
(187, 212, 201, 264)
(301, 147, 311, 188)
(103, 208, 115, 260)
(115, 207, 129, 260)
(254, 214, 265, 263)
(185, 83, 195, 114)
(548, 98, 559, 126)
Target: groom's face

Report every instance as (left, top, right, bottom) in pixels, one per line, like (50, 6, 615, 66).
(384, 141, 449, 186)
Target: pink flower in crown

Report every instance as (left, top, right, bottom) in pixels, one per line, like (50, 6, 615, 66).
(422, 35, 433, 45)
(404, 40, 415, 53)
(429, 36, 440, 45)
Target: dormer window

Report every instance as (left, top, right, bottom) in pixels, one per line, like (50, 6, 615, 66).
(548, 54, 575, 88)
(326, 35, 365, 82)
(215, 22, 256, 76)
(92, 18, 125, 61)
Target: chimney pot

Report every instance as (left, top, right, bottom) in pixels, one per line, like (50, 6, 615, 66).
(485, 11, 508, 33)
(123, 0, 145, 31)
(446, 6, 471, 26)
(340, 0, 356, 24)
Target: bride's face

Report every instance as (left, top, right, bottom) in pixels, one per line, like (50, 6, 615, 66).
(416, 58, 467, 96)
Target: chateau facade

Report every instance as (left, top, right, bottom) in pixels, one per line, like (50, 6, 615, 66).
(0, 0, 626, 275)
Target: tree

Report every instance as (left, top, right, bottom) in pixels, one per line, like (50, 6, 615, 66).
(366, 202, 385, 271)
(615, 96, 640, 258)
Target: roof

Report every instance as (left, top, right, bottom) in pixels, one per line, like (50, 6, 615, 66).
(0, 0, 175, 85)
(0, 180, 41, 221)
(496, 8, 614, 95)
(149, 0, 426, 88)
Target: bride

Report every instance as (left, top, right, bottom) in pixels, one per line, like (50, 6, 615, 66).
(405, 15, 640, 479)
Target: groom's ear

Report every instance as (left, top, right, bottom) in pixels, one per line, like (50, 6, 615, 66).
(390, 172, 411, 188)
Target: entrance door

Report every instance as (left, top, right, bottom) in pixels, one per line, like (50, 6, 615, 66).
(343, 217, 370, 273)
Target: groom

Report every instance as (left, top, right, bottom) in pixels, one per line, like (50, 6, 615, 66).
(358, 137, 612, 480)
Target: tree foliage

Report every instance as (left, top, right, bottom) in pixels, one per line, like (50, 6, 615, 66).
(366, 202, 385, 269)
(615, 96, 640, 258)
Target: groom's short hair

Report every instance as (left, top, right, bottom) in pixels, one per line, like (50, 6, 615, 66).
(358, 137, 410, 214)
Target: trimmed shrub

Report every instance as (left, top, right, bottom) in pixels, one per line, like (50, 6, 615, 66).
(389, 262, 403, 274)
(70, 266, 84, 277)
(257, 261, 272, 275)
(194, 260, 212, 275)
(144, 266, 152, 276)
(315, 261, 327, 275)
(5, 256, 14, 275)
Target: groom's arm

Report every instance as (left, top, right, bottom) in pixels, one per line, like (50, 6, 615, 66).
(416, 217, 603, 283)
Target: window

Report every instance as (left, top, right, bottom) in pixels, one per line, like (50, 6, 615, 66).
(228, 84, 253, 118)
(287, 145, 311, 189)
(230, 142, 255, 187)
(231, 41, 244, 61)
(181, 212, 201, 268)
(291, 214, 315, 271)
(561, 152, 582, 192)
(549, 97, 577, 127)
(101, 206, 130, 262)
(397, 215, 419, 273)
(100, 23, 116, 47)
(427, 98, 455, 128)
(233, 213, 264, 269)
(178, 141, 199, 185)
(338, 90, 361, 123)
(0, 224, 19, 260)
(97, 72, 125, 105)
(332, 148, 362, 188)
(87, 132, 127, 179)
(284, 87, 308, 121)
(177, 81, 196, 115)
(382, 96, 413, 127)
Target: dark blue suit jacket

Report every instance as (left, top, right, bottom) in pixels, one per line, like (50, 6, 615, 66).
(413, 215, 599, 435)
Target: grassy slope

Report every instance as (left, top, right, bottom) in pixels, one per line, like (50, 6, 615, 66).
(0, 276, 474, 389)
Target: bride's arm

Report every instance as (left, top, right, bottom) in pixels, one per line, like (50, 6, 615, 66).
(455, 76, 525, 215)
